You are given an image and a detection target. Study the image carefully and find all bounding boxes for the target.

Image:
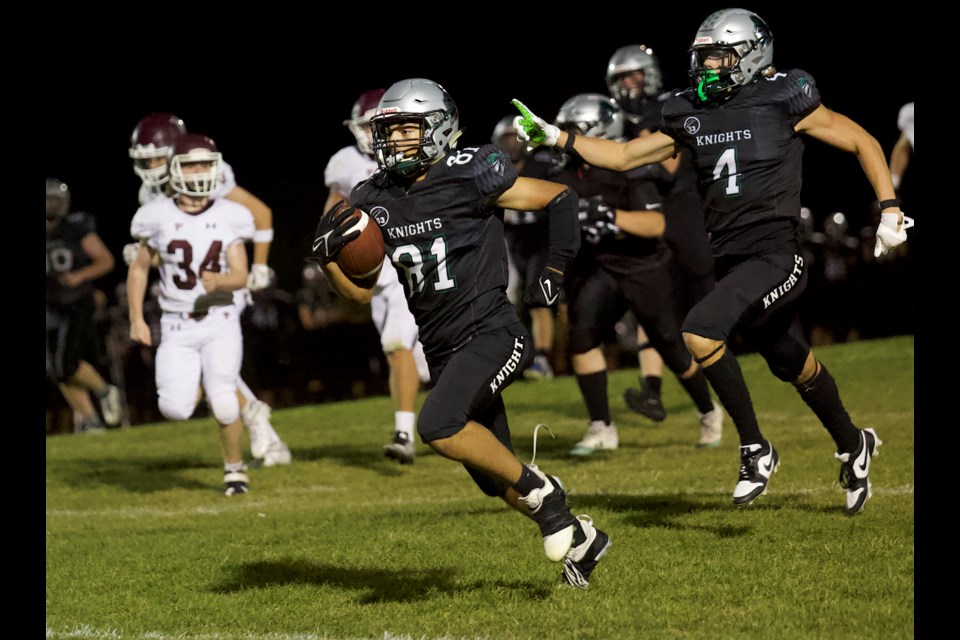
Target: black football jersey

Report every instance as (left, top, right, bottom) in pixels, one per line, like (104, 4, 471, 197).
(661, 69, 821, 257)
(46, 211, 97, 306)
(555, 159, 669, 277)
(351, 143, 520, 357)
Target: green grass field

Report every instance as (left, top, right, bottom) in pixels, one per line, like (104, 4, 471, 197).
(46, 336, 914, 640)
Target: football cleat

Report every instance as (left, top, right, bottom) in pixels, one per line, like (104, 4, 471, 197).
(521, 465, 577, 562)
(733, 440, 779, 506)
(569, 421, 619, 457)
(696, 400, 723, 449)
(562, 515, 612, 588)
(223, 470, 250, 497)
(99, 384, 122, 427)
(242, 399, 274, 460)
(523, 354, 554, 381)
(384, 431, 415, 464)
(623, 384, 667, 423)
(262, 440, 292, 466)
(835, 428, 882, 515)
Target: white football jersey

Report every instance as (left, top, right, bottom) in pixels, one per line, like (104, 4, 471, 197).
(324, 145, 377, 201)
(130, 197, 254, 313)
(897, 101, 914, 150)
(138, 160, 238, 206)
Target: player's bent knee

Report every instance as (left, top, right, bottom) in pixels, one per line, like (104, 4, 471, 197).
(208, 391, 240, 426)
(158, 397, 197, 422)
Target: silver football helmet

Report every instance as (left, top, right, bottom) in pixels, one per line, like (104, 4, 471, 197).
(46, 178, 70, 221)
(554, 93, 624, 140)
(689, 8, 774, 102)
(370, 78, 460, 177)
(491, 115, 526, 164)
(606, 44, 663, 107)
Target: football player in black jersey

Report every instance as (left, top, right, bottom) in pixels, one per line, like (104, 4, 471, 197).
(46, 178, 122, 432)
(310, 79, 610, 587)
(606, 45, 717, 425)
(547, 93, 721, 456)
(515, 9, 913, 515)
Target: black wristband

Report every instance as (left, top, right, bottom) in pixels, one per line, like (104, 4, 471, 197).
(878, 198, 900, 211)
(563, 130, 577, 153)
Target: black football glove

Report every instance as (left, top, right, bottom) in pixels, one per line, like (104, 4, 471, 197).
(522, 268, 565, 316)
(578, 195, 619, 245)
(310, 201, 363, 264)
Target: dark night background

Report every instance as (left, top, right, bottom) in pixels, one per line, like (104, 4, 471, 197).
(46, 9, 916, 300)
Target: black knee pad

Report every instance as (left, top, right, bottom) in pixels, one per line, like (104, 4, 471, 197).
(764, 340, 809, 382)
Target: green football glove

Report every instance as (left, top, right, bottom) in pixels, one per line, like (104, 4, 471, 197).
(511, 99, 560, 149)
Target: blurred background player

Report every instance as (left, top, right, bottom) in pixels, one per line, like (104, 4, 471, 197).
(492, 116, 564, 380)
(127, 133, 256, 496)
(605, 45, 717, 423)
(322, 89, 431, 464)
(127, 113, 290, 466)
(548, 94, 721, 454)
(46, 178, 122, 433)
(889, 101, 914, 209)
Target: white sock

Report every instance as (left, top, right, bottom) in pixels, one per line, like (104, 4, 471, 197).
(395, 411, 415, 440)
(224, 461, 246, 473)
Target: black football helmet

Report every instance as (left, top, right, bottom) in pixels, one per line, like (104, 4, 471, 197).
(46, 178, 70, 221)
(129, 113, 187, 188)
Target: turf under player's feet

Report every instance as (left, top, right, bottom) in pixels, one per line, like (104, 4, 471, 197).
(623, 385, 667, 423)
(835, 428, 881, 515)
(562, 515, 611, 589)
(696, 400, 723, 449)
(223, 470, 250, 497)
(732, 440, 779, 506)
(521, 465, 577, 562)
(568, 421, 618, 457)
(384, 431, 415, 464)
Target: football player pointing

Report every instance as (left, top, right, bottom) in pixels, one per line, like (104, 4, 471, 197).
(516, 8, 913, 515)
(311, 79, 611, 588)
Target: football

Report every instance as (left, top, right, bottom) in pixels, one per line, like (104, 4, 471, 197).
(335, 205, 386, 281)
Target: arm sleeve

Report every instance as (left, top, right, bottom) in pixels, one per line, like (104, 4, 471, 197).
(544, 187, 581, 273)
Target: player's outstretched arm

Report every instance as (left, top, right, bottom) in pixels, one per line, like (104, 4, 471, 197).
(225, 185, 273, 266)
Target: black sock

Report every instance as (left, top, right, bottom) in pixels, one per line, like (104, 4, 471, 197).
(512, 464, 546, 496)
(701, 348, 763, 446)
(536, 348, 550, 359)
(642, 375, 662, 396)
(576, 370, 610, 424)
(678, 368, 715, 414)
(794, 362, 858, 453)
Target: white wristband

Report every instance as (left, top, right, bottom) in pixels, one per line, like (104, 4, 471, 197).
(253, 229, 274, 243)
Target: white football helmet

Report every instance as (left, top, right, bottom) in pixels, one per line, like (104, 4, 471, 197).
(371, 78, 460, 177)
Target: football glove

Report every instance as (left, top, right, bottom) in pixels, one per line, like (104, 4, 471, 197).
(246, 263, 272, 291)
(522, 268, 565, 316)
(578, 196, 619, 244)
(873, 212, 915, 257)
(310, 201, 363, 264)
(122, 242, 141, 266)
(511, 99, 560, 150)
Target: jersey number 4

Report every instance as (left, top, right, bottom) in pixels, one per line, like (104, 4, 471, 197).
(168, 239, 223, 290)
(391, 237, 456, 297)
(713, 147, 742, 197)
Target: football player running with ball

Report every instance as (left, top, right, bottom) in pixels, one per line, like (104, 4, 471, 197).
(310, 79, 611, 587)
(515, 8, 913, 515)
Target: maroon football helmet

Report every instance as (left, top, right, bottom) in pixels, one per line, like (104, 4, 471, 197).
(344, 89, 386, 155)
(128, 113, 187, 188)
(169, 133, 222, 197)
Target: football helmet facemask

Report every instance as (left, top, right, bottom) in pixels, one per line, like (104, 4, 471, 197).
(169, 133, 223, 197)
(555, 93, 625, 140)
(129, 112, 187, 188)
(688, 8, 774, 103)
(371, 78, 460, 177)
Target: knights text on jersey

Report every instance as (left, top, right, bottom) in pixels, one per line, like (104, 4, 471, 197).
(351, 143, 519, 357)
(130, 197, 254, 313)
(46, 211, 97, 306)
(661, 69, 821, 257)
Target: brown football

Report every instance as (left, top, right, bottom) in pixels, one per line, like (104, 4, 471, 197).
(335, 204, 385, 281)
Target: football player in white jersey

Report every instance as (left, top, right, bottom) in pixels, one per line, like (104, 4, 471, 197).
(323, 89, 431, 464)
(128, 133, 258, 496)
(127, 113, 290, 466)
